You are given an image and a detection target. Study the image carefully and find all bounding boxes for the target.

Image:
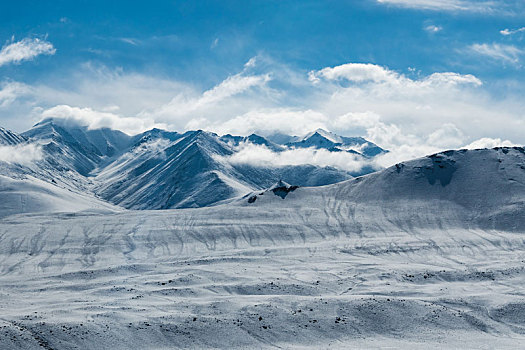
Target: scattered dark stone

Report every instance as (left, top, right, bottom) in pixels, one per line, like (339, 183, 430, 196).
(271, 185, 299, 199)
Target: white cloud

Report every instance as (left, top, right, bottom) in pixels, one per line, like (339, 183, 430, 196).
(0, 38, 56, 66)
(463, 137, 517, 149)
(376, 0, 503, 13)
(119, 37, 140, 46)
(427, 123, 464, 148)
(0, 143, 42, 165)
(424, 25, 442, 33)
(329, 112, 444, 168)
(0, 82, 30, 108)
(211, 37, 219, 49)
(500, 27, 525, 36)
(141, 64, 272, 128)
(33, 64, 188, 117)
(309, 63, 400, 84)
(423, 72, 482, 86)
(189, 109, 329, 136)
(309, 63, 481, 88)
(3, 57, 525, 171)
(41, 105, 165, 135)
(244, 57, 257, 68)
(468, 43, 524, 64)
(215, 142, 375, 173)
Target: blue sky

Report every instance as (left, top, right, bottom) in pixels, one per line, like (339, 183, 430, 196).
(1, 0, 525, 164)
(2, 1, 524, 84)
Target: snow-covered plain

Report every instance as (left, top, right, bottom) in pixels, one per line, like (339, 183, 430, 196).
(0, 147, 524, 348)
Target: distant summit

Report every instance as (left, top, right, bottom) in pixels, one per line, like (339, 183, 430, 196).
(287, 128, 386, 157)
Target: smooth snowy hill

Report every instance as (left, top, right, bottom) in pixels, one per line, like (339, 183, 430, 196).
(0, 174, 118, 218)
(0, 147, 524, 349)
(232, 147, 525, 233)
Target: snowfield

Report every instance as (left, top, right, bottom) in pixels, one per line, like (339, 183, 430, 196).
(0, 147, 524, 348)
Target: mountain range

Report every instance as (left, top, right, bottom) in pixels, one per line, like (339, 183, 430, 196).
(0, 118, 386, 215)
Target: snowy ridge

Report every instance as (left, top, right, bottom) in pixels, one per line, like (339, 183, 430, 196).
(299, 128, 344, 144)
(0, 127, 26, 145)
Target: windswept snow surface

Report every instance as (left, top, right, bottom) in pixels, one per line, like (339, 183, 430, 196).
(0, 175, 118, 218)
(0, 147, 524, 348)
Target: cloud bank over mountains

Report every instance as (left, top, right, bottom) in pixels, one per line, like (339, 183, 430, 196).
(0, 34, 522, 168)
(0, 143, 42, 165)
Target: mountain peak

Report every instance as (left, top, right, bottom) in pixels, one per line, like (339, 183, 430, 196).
(301, 128, 343, 144)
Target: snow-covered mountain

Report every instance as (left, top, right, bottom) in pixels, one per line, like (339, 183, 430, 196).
(9, 120, 384, 211)
(287, 128, 386, 157)
(22, 118, 132, 176)
(1, 146, 524, 349)
(93, 129, 353, 209)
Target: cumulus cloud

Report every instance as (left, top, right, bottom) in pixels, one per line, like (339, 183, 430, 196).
(189, 109, 330, 136)
(41, 105, 165, 135)
(215, 142, 376, 173)
(309, 63, 400, 84)
(468, 43, 524, 64)
(0, 38, 55, 66)
(463, 138, 517, 149)
(309, 63, 481, 88)
(0, 143, 42, 165)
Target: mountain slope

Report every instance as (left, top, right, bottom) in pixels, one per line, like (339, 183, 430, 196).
(237, 147, 525, 232)
(0, 127, 26, 145)
(0, 147, 524, 349)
